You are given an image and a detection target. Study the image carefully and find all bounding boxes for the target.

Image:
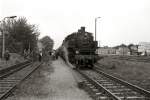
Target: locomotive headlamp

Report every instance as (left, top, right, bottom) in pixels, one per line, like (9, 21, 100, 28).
(85, 33, 88, 36)
(76, 50, 79, 54)
(84, 33, 88, 39)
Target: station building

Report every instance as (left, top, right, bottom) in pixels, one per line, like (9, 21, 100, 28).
(116, 46, 130, 55)
(138, 42, 150, 56)
(97, 46, 130, 56)
(96, 47, 116, 55)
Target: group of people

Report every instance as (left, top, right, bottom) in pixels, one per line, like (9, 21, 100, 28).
(50, 51, 58, 60)
(2, 49, 58, 63)
(23, 49, 43, 62)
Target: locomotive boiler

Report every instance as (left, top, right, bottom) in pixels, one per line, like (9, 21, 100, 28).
(62, 27, 98, 68)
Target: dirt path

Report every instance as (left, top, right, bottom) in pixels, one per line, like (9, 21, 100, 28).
(7, 58, 92, 100)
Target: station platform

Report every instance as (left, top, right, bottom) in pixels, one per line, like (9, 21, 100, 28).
(45, 58, 92, 100)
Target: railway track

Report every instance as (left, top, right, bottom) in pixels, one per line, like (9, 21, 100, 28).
(111, 56, 150, 63)
(0, 61, 31, 79)
(77, 66, 150, 100)
(0, 61, 42, 100)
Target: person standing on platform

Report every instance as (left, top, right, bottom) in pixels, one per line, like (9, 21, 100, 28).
(4, 50, 10, 63)
(39, 52, 42, 62)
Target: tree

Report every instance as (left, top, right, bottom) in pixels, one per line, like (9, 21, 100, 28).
(40, 36, 54, 51)
(1, 17, 40, 54)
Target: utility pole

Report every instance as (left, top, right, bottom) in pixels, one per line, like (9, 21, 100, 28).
(2, 30, 5, 58)
(95, 17, 101, 41)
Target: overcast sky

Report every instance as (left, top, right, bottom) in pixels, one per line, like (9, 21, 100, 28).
(1, 0, 150, 49)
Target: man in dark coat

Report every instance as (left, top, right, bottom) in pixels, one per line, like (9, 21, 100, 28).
(4, 50, 10, 63)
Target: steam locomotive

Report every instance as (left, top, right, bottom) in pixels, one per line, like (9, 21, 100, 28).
(61, 27, 98, 68)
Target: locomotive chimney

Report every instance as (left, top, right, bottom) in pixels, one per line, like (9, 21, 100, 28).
(81, 27, 85, 32)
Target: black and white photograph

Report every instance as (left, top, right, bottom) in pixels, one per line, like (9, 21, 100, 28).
(0, 0, 150, 99)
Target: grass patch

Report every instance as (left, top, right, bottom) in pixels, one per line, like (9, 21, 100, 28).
(98, 56, 150, 91)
